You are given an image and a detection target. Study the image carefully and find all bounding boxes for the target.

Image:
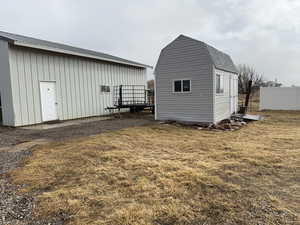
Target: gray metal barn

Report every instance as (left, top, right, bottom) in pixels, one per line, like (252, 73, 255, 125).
(0, 31, 151, 127)
(154, 35, 238, 124)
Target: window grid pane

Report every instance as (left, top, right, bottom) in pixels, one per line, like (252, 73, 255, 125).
(216, 75, 224, 94)
(174, 80, 182, 92)
(183, 80, 190, 92)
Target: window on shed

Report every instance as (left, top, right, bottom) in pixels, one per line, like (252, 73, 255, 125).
(174, 80, 182, 92)
(101, 85, 110, 93)
(183, 80, 191, 92)
(216, 74, 224, 94)
(174, 80, 191, 93)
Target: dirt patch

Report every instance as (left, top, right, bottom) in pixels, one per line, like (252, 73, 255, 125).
(0, 115, 154, 147)
(0, 142, 46, 175)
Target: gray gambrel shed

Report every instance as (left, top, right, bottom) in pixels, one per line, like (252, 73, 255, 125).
(0, 31, 151, 127)
(154, 35, 238, 124)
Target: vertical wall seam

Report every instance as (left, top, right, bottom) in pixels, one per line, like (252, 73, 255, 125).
(28, 53, 36, 123)
(15, 51, 23, 125)
(22, 51, 30, 124)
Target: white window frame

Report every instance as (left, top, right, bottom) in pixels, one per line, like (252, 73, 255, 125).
(173, 79, 192, 93)
(216, 74, 224, 95)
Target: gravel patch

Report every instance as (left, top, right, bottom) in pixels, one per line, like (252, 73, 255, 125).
(0, 144, 34, 175)
(0, 179, 34, 225)
(0, 128, 29, 147)
(0, 141, 64, 225)
(1, 178, 69, 225)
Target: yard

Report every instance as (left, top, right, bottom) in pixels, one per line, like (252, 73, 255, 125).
(6, 111, 300, 225)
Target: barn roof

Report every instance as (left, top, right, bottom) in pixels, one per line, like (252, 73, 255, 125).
(0, 31, 152, 69)
(158, 35, 238, 74)
(179, 35, 238, 74)
(205, 44, 238, 74)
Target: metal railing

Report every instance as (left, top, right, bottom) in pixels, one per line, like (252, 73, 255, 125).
(113, 85, 151, 107)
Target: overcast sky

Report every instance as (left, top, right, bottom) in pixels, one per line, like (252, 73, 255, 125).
(1, 0, 300, 85)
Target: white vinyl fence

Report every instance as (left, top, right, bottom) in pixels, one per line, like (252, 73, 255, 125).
(260, 87, 300, 110)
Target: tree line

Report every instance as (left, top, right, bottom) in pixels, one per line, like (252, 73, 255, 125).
(237, 64, 282, 94)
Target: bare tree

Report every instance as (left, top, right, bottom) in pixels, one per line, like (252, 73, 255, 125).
(237, 64, 264, 94)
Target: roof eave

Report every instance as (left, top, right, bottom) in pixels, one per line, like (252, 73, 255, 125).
(11, 41, 152, 69)
(214, 66, 239, 75)
(0, 36, 15, 43)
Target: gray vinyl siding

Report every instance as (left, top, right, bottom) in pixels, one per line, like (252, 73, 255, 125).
(0, 40, 14, 126)
(213, 68, 238, 123)
(8, 45, 146, 126)
(155, 36, 214, 123)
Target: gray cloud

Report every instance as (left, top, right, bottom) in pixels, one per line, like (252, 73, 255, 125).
(0, 0, 300, 85)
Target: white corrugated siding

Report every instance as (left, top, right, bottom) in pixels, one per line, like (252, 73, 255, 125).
(8, 45, 146, 126)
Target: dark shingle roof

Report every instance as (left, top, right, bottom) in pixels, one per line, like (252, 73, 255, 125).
(0, 31, 152, 69)
(180, 35, 238, 74)
(205, 44, 238, 74)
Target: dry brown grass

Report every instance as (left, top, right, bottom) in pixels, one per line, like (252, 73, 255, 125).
(10, 111, 300, 225)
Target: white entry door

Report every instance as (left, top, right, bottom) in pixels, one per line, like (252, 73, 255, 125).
(40, 81, 58, 122)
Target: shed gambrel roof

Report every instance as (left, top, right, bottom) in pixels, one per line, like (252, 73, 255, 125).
(0, 31, 152, 69)
(156, 35, 238, 74)
(205, 44, 238, 74)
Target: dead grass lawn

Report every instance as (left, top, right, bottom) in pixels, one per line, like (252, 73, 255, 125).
(11, 111, 300, 225)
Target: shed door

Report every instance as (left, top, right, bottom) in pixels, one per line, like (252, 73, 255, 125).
(230, 75, 236, 114)
(40, 81, 58, 122)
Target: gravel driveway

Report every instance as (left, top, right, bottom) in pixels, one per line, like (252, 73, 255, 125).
(0, 115, 155, 225)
